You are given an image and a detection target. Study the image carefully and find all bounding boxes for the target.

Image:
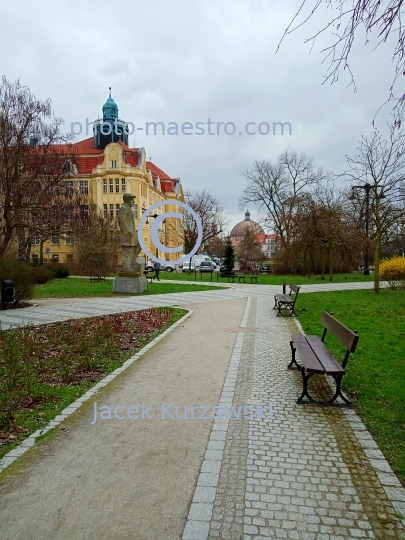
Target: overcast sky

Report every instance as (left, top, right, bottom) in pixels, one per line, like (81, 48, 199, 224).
(1, 0, 397, 232)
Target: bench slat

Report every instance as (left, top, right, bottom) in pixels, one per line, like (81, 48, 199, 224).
(275, 294, 292, 303)
(291, 335, 325, 373)
(321, 311, 359, 352)
(305, 335, 345, 375)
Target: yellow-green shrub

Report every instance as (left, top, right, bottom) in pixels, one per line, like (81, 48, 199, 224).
(380, 256, 405, 289)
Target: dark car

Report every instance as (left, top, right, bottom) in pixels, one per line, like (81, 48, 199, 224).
(261, 264, 272, 273)
(199, 261, 215, 272)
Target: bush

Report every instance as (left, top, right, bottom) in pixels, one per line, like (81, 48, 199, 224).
(0, 259, 34, 305)
(380, 256, 405, 289)
(28, 265, 54, 284)
(53, 266, 70, 279)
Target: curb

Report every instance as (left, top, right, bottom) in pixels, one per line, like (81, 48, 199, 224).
(0, 308, 193, 474)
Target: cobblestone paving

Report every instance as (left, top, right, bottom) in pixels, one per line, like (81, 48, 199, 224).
(183, 295, 405, 540)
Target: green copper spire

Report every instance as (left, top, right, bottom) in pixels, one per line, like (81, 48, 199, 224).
(102, 87, 118, 122)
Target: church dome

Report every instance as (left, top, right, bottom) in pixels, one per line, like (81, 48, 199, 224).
(230, 210, 264, 238)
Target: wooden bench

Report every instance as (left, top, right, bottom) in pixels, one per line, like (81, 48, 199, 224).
(289, 311, 359, 406)
(244, 271, 259, 284)
(273, 283, 300, 317)
(227, 273, 246, 283)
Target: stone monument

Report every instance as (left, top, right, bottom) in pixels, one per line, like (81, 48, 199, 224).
(113, 193, 148, 294)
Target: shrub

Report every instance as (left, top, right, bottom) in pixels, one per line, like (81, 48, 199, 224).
(53, 266, 70, 278)
(29, 265, 54, 284)
(0, 259, 34, 304)
(380, 256, 405, 289)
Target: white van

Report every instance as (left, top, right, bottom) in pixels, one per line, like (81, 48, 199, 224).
(192, 255, 213, 268)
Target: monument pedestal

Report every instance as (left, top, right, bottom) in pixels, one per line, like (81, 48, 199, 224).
(113, 265, 147, 294)
(113, 275, 148, 294)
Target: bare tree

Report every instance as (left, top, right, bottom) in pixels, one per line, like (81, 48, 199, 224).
(236, 225, 264, 269)
(0, 76, 74, 259)
(345, 119, 405, 292)
(240, 149, 330, 271)
(72, 203, 119, 278)
(183, 189, 229, 263)
(279, 1, 405, 107)
(241, 149, 329, 239)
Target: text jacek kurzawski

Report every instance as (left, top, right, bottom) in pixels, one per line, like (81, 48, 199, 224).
(90, 402, 273, 424)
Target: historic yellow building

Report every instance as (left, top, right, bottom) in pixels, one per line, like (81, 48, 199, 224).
(32, 92, 184, 266)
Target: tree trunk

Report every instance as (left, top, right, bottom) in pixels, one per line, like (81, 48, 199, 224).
(39, 241, 44, 265)
(321, 251, 326, 279)
(329, 247, 333, 282)
(374, 203, 382, 294)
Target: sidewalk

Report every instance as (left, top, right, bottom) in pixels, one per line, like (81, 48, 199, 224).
(0, 288, 404, 539)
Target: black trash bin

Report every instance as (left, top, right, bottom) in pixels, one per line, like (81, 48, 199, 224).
(1, 279, 14, 310)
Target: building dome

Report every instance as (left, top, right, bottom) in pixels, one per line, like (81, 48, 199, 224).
(102, 88, 119, 122)
(230, 210, 264, 238)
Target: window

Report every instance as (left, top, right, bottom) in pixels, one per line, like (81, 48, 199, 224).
(132, 204, 138, 219)
(116, 204, 120, 216)
(52, 254, 59, 263)
(79, 180, 88, 195)
(51, 235, 60, 245)
(115, 179, 120, 193)
(103, 204, 108, 218)
(103, 179, 107, 194)
(111, 160, 117, 168)
(66, 254, 73, 264)
(65, 234, 74, 245)
(109, 179, 113, 193)
(65, 180, 74, 196)
(121, 179, 126, 193)
(109, 204, 114, 217)
(31, 234, 40, 245)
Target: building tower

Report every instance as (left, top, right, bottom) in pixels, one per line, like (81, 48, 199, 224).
(93, 88, 129, 149)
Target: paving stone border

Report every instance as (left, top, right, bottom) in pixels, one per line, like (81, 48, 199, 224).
(0, 308, 193, 475)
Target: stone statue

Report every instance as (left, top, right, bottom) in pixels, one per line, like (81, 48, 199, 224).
(118, 193, 142, 275)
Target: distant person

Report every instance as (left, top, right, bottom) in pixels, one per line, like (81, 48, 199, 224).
(153, 261, 161, 281)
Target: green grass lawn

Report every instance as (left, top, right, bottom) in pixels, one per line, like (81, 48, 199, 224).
(296, 289, 405, 486)
(160, 271, 374, 285)
(33, 278, 228, 298)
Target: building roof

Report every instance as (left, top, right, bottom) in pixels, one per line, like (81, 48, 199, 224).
(230, 210, 264, 238)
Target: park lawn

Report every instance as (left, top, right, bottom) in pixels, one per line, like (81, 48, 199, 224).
(161, 271, 374, 285)
(296, 289, 405, 486)
(33, 278, 228, 298)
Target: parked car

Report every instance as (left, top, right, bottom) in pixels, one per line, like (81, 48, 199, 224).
(145, 260, 176, 272)
(261, 264, 272, 273)
(199, 261, 216, 272)
(239, 264, 253, 271)
(182, 261, 196, 272)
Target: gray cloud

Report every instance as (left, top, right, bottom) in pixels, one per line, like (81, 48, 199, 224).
(0, 0, 396, 230)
